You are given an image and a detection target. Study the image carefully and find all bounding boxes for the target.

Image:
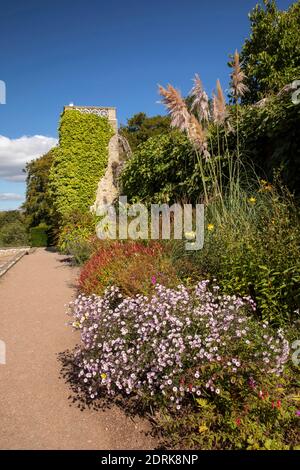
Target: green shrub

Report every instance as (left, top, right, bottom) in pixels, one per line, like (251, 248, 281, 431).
(70, 280, 299, 450)
(0, 220, 28, 246)
(23, 149, 57, 230)
(120, 131, 204, 204)
(30, 224, 48, 247)
(174, 180, 300, 325)
(158, 364, 300, 450)
(57, 211, 101, 265)
(236, 92, 300, 197)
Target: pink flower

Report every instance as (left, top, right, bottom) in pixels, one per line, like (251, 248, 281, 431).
(151, 275, 157, 285)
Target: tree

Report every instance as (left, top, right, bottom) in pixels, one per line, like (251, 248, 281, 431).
(0, 221, 28, 246)
(23, 149, 56, 228)
(119, 112, 171, 151)
(240, 0, 300, 104)
(0, 210, 28, 246)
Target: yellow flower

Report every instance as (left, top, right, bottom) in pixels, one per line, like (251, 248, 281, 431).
(199, 424, 209, 433)
(248, 197, 256, 204)
(207, 223, 214, 231)
(101, 373, 107, 380)
(196, 398, 209, 408)
(259, 180, 272, 192)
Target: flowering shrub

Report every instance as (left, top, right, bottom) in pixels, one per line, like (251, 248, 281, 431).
(67, 280, 300, 448)
(70, 280, 289, 402)
(78, 240, 179, 297)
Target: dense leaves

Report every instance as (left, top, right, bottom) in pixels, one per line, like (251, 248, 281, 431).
(120, 131, 204, 204)
(119, 112, 171, 152)
(49, 110, 114, 218)
(69, 281, 299, 449)
(177, 181, 300, 325)
(240, 0, 300, 104)
(0, 210, 28, 246)
(23, 149, 56, 229)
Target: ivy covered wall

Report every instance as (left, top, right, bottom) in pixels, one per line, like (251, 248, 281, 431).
(49, 109, 114, 218)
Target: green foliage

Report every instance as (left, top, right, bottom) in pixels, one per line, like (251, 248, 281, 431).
(204, 90, 300, 196)
(158, 365, 300, 450)
(176, 181, 300, 325)
(241, 0, 300, 103)
(49, 110, 114, 218)
(23, 149, 56, 229)
(0, 211, 28, 246)
(0, 210, 23, 227)
(57, 210, 98, 264)
(0, 221, 28, 246)
(120, 131, 203, 204)
(237, 92, 300, 196)
(119, 112, 171, 151)
(30, 224, 48, 247)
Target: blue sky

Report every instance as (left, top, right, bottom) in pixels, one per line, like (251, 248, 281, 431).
(0, 0, 295, 210)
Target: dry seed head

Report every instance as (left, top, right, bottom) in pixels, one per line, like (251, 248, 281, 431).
(212, 79, 227, 124)
(158, 84, 190, 131)
(190, 74, 210, 122)
(188, 114, 210, 157)
(230, 49, 249, 100)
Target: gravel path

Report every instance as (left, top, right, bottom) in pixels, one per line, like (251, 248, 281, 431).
(0, 248, 155, 450)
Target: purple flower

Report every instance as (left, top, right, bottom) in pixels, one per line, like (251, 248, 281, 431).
(68, 280, 289, 411)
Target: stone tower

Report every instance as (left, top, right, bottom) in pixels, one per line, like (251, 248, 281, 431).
(64, 105, 124, 211)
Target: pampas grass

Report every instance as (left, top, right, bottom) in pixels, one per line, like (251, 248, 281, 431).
(158, 84, 190, 132)
(158, 52, 250, 208)
(212, 79, 227, 125)
(230, 49, 249, 102)
(190, 74, 210, 122)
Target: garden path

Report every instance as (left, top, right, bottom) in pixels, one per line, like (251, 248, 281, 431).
(0, 248, 155, 449)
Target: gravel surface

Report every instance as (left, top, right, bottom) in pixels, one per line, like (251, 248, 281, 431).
(0, 248, 156, 450)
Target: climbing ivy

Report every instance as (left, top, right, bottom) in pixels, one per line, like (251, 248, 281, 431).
(49, 110, 114, 218)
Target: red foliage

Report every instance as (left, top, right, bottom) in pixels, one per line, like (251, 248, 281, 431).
(78, 240, 178, 297)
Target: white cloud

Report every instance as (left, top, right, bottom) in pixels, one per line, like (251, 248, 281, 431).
(0, 192, 24, 201)
(0, 135, 58, 182)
